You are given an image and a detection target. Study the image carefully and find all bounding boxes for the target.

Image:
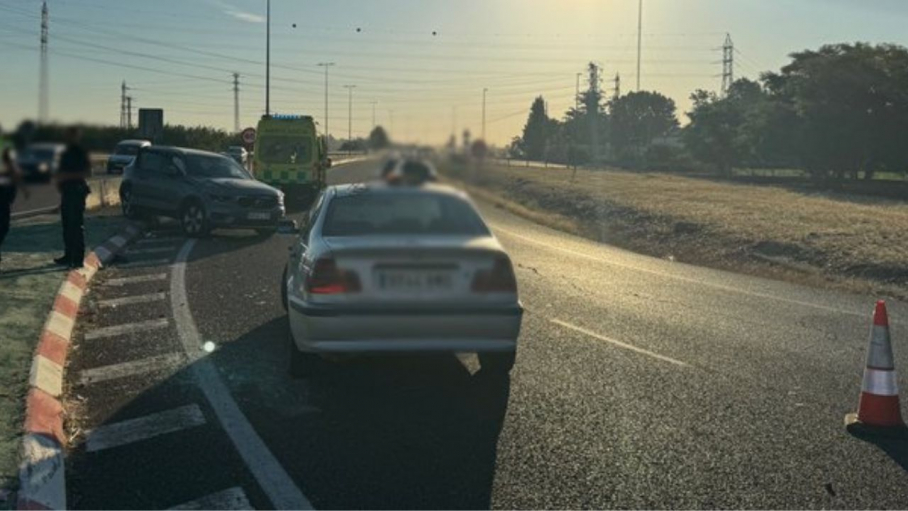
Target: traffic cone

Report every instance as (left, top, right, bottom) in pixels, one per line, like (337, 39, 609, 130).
(845, 300, 906, 435)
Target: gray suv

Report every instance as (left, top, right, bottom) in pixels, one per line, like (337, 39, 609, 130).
(120, 146, 285, 237)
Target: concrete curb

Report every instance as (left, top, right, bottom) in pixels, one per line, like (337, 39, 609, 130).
(16, 223, 143, 511)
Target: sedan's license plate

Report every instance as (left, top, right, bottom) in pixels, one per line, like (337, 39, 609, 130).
(247, 211, 270, 220)
(377, 271, 453, 292)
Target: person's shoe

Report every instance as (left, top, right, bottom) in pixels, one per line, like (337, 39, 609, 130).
(53, 256, 71, 266)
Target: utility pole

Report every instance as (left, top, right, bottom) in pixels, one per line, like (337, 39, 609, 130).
(587, 63, 601, 161)
(39, 1, 48, 124)
(343, 84, 356, 152)
(636, 0, 643, 91)
(575, 72, 582, 111)
(721, 33, 734, 96)
(612, 73, 621, 100)
(371, 100, 377, 130)
(233, 73, 240, 132)
(317, 62, 335, 137)
(481, 88, 488, 141)
(265, 0, 271, 116)
(126, 96, 134, 129)
(119, 80, 130, 128)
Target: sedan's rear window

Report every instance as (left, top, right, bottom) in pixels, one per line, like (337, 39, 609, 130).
(322, 192, 490, 236)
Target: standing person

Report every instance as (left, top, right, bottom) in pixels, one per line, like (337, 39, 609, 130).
(55, 127, 91, 269)
(0, 124, 24, 270)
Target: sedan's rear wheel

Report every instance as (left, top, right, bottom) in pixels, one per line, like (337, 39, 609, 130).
(479, 351, 516, 375)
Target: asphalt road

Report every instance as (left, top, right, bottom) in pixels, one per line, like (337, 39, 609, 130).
(65, 158, 908, 509)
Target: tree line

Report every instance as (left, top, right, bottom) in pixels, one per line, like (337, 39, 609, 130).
(510, 43, 908, 182)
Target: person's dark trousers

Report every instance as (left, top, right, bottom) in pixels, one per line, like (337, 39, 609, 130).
(61, 188, 86, 266)
(0, 188, 15, 265)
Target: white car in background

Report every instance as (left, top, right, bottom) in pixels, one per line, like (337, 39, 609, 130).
(281, 181, 523, 376)
(107, 139, 151, 174)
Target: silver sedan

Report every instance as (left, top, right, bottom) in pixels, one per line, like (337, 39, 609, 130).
(282, 182, 523, 376)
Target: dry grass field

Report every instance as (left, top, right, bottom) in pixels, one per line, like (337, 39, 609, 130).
(442, 161, 908, 297)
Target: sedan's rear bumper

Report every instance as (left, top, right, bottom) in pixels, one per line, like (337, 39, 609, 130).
(288, 297, 522, 354)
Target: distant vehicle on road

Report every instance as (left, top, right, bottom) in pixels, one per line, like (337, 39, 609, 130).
(281, 181, 522, 377)
(107, 139, 151, 174)
(226, 145, 248, 166)
(381, 158, 438, 184)
(120, 146, 285, 237)
(252, 114, 330, 207)
(16, 143, 64, 182)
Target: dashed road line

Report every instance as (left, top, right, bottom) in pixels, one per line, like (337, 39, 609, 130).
(79, 353, 184, 385)
(551, 318, 690, 367)
(169, 487, 252, 510)
(172, 240, 312, 510)
(84, 318, 169, 340)
(97, 292, 167, 308)
(85, 404, 206, 453)
(105, 273, 169, 286)
(118, 258, 172, 269)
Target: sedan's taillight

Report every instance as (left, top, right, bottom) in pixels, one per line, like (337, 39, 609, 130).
(472, 256, 517, 293)
(306, 258, 361, 294)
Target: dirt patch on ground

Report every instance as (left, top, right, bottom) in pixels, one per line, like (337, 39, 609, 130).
(441, 161, 908, 299)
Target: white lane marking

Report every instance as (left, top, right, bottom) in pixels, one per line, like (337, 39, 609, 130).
(83, 318, 169, 340)
(492, 224, 863, 318)
(172, 240, 312, 510)
(85, 404, 207, 452)
(79, 353, 184, 385)
(127, 246, 177, 256)
(136, 237, 180, 246)
(105, 273, 168, 286)
(118, 258, 171, 269)
(169, 487, 252, 510)
(97, 292, 167, 308)
(551, 318, 690, 367)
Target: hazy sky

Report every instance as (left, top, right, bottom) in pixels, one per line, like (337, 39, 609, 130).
(2, 0, 907, 146)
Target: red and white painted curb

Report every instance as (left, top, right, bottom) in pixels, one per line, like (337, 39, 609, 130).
(17, 224, 142, 511)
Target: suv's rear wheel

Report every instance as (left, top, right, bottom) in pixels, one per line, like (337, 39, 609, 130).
(120, 185, 140, 220)
(180, 201, 209, 237)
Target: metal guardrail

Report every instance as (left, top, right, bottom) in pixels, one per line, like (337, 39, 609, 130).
(11, 175, 123, 221)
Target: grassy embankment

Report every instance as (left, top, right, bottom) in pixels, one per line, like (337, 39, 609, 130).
(442, 161, 908, 298)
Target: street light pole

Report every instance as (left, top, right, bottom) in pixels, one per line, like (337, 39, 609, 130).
(318, 62, 335, 138)
(265, 0, 271, 116)
(482, 88, 488, 141)
(343, 84, 356, 154)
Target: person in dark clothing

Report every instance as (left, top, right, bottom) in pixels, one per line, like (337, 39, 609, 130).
(0, 124, 25, 270)
(55, 127, 91, 269)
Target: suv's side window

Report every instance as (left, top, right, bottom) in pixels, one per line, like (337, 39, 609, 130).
(139, 150, 168, 174)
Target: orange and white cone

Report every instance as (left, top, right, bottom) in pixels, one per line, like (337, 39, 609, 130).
(846, 300, 905, 434)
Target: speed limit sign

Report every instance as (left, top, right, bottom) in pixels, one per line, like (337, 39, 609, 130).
(241, 127, 256, 147)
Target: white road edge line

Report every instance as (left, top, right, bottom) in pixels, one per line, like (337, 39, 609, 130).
(97, 292, 167, 308)
(171, 240, 312, 510)
(169, 487, 252, 510)
(85, 404, 207, 453)
(551, 318, 690, 368)
(492, 224, 863, 318)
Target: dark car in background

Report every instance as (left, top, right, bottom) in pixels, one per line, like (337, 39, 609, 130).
(107, 139, 151, 174)
(16, 143, 64, 182)
(119, 146, 285, 237)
